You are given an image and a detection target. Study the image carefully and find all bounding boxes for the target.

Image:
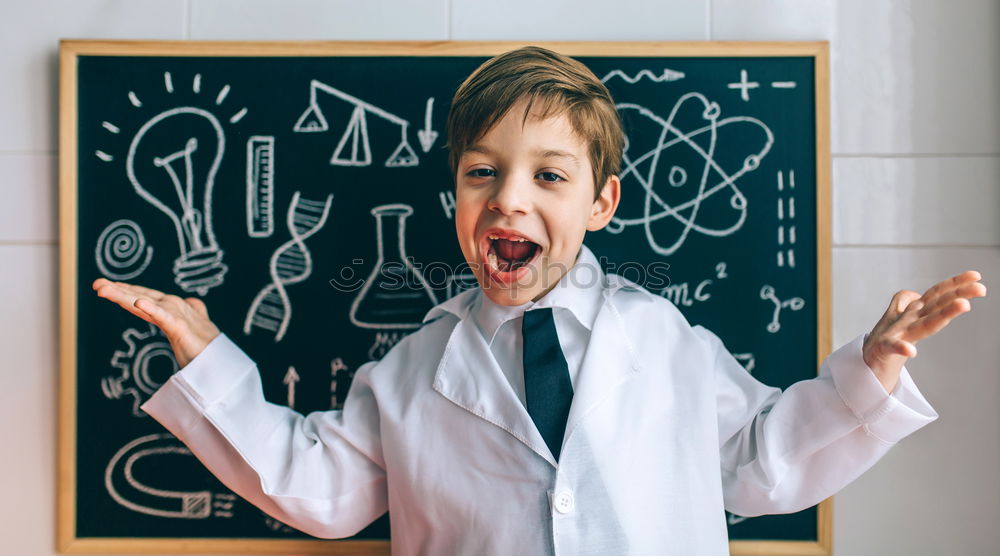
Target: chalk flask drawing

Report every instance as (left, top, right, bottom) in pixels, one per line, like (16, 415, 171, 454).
(349, 204, 438, 331)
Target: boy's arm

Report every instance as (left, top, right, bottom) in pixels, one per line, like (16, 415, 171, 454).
(710, 327, 936, 518)
(139, 334, 388, 538)
(712, 270, 984, 517)
(94, 278, 388, 537)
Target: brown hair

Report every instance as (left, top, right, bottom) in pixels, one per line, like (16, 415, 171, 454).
(446, 46, 624, 199)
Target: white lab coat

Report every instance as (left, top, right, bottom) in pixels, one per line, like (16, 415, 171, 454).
(141, 273, 938, 555)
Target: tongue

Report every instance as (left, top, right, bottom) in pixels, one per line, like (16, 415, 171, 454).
(494, 238, 535, 261)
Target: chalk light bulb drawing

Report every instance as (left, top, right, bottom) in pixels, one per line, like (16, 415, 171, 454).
(125, 107, 229, 295)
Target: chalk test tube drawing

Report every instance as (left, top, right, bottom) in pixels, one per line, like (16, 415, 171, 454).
(292, 79, 419, 167)
(105, 433, 237, 519)
(606, 92, 773, 256)
(244, 191, 334, 342)
(601, 68, 685, 84)
(246, 136, 275, 238)
(95, 219, 154, 281)
(759, 284, 805, 333)
(349, 204, 439, 331)
(776, 169, 798, 268)
(102, 323, 178, 417)
(727, 512, 751, 525)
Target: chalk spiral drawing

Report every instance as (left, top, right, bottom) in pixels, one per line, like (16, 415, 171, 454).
(605, 92, 773, 256)
(95, 219, 154, 281)
(105, 433, 237, 519)
(244, 191, 334, 342)
(97, 71, 247, 295)
(293, 79, 419, 168)
(102, 323, 178, 417)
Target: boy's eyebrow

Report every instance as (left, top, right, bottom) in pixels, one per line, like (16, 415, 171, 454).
(464, 144, 581, 164)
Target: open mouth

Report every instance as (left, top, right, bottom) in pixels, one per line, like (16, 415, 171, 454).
(484, 232, 541, 276)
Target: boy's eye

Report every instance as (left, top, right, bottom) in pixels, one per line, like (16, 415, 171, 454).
(467, 168, 495, 178)
(537, 172, 564, 183)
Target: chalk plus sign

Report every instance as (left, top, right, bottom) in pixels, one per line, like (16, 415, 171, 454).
(727, 69, 760, 102)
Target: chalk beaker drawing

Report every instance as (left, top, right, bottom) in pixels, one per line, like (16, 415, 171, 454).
(349, 204, 438, 331)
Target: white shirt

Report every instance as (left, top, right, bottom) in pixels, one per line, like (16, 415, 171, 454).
(473, 247, 604, 406)
(141, 245, 939, 555)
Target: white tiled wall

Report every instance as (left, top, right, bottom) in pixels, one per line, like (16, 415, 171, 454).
(2, 1, 997, 554)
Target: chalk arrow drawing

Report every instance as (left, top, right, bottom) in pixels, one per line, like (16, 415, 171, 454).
(417, 97, 439, 153)
(283, 366, 300, 409)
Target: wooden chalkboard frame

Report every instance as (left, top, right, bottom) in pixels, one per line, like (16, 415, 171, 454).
(59, 40, 831, 555)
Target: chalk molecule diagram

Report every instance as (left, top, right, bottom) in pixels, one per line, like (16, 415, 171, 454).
(604, 91, 774, 256)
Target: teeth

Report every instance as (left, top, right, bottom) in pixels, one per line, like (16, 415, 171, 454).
(487, 252, 498, 270)
(486, 234, 528, 242)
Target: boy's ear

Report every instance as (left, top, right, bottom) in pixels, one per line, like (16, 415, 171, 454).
(587, 175, 621, 231)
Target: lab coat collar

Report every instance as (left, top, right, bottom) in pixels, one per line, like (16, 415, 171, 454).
(429, 247, 644, 467)
(423, 245, 608, 330)
(471, 245, 606, 345)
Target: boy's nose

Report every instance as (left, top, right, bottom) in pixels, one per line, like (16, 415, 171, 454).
(487, 177, 532, 216)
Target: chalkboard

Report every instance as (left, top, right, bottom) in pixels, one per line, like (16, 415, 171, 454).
(59, 41, 831, 555)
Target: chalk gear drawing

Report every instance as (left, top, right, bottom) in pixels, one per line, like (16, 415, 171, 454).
(102, 323, 179, 417)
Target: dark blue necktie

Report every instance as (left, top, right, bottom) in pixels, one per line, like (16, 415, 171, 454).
(522, 308, 574, 462)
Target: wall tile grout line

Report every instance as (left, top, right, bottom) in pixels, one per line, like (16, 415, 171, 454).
(183, 0, 191, 40)
(447, 0, 453, 40)
(0, 150, 56, 156)
(705, 0, 712, 41)
(0, 241, 58, 246)
(832, 244, 1000, 250)
(833, 153, 1000, 159)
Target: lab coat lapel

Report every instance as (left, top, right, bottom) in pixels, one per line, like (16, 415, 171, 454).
(432, 317, 556, 466)
(564, 285, 642, 444)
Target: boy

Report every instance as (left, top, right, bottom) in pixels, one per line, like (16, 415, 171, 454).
(94, 46, 986, 554)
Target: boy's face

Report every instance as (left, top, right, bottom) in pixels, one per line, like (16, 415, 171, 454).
(454, 98, 620, 306)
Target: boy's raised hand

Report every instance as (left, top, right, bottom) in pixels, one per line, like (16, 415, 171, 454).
(863, 270, 987, 392)
(93, 278, 220, 368)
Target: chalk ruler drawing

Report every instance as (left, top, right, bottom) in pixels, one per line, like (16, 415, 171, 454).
(776, 169, 797, 268)
(293, 79, 419, 167)
(100, 72, 246, 295)
(95, 219, 154, 281)
(246, 136, 275, 238)
(105, 433, 236, 519)
(244, 191, 334, 342)
(102, 323, 178, 417)
(759, 284, 805, 333)
(606, 92, 773, 256)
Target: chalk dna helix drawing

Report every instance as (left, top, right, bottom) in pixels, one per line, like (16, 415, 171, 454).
(96, 71, 250, 295)
(102, 323, 178, 417)
(95, 219, 154, 281)
(603, 91, 774, 256)
(244, 191, 334, 342)
(105, 433, 237, 519)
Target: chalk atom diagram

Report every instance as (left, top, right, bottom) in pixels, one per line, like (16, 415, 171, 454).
(603, 91, 774, 256)
(293, 79, 419, 168)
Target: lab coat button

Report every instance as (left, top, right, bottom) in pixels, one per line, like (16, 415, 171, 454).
(554, 490, 575, 514)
